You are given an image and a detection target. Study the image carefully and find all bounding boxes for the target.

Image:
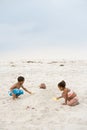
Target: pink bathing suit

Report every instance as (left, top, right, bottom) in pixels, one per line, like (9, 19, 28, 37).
(67, 90, 79, 106)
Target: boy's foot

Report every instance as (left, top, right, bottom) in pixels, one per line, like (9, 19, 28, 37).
(12, 94, 17, 100)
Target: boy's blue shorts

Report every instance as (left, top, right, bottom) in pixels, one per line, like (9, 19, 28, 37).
(8, 89, 24, 96)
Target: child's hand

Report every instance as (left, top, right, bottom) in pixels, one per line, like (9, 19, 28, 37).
(62, 103, 67, 105)
(57, 96, 63, 100)
(29, 92, 35, 95)
(29, 92, 32, 94)
(56, 97, 60, 100)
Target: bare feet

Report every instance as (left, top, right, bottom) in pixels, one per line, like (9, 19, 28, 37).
(12, 94, 17, 100)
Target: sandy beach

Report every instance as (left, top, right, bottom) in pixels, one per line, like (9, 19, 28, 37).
(0, 60, 87, 130)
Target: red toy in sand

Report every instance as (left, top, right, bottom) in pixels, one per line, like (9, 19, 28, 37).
(39, 83, 46, 89)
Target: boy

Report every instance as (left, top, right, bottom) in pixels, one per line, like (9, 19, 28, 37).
(9, 76, 32, 100)
(57, 80, 79, 106)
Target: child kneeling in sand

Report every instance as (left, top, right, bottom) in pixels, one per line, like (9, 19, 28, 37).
(57, 80, 79, 106)
(9, 76, 32, 100)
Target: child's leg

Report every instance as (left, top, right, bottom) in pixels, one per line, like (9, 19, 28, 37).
(16, 90, 24, 97)
(9, 89, 24, 99)
(12, 93, 17, 100)
(11, 89, 20, 99)
(67, 97, 79, 106)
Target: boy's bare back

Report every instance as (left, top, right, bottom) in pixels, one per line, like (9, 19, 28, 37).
(10, 83, 22, 91)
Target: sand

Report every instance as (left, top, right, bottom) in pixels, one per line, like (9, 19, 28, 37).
(0, 60, 87, 130)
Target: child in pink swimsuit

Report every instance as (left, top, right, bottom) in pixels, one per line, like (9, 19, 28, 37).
(57, 80, 79, 106)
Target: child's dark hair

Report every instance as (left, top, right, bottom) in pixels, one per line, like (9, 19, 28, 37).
(17, 76, 25, 82)
(58, 80, 66, 88)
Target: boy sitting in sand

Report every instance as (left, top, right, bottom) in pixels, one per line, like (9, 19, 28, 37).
(56, 80, 79, 106)
(9, 76, 32, 100)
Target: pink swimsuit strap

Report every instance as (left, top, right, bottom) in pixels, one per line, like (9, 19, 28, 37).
(68, 90, 74, 98)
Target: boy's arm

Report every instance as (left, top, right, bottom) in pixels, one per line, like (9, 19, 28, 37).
(22, 86, 32, 94)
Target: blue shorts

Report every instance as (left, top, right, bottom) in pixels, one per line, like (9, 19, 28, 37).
(9, 89, 24, 96)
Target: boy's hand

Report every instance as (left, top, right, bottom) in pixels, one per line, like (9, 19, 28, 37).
(22, 86, 32, 94)
(29, 91, 32, 94)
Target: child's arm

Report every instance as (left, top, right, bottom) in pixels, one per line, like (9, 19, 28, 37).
(22, 86, 32, 94)
(63, 89, 68, 105)
(56, 96, 63, 100)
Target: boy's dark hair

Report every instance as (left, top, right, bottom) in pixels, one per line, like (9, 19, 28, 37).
(17, 76, 25, 82)
(58, 80, 66, 88)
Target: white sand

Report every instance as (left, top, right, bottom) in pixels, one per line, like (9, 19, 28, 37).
(0, 60, 87, 130)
